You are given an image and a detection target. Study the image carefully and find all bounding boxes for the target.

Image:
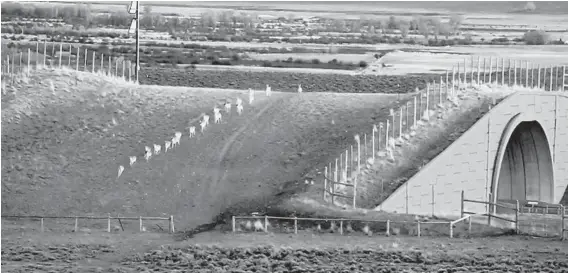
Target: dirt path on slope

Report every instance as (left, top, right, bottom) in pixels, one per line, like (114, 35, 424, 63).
(208, 95, 291, 206)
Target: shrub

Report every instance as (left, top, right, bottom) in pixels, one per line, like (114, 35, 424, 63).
(359, 61, 368, 68)
(311, 58, 321, 64)
(523, 30, 550, 45)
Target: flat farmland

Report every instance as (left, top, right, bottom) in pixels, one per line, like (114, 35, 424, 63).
(139, 67, 439, 93)
(246, 52, 375, 63)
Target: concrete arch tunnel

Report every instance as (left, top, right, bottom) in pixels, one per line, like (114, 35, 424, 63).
(376, 92, 568, 218)
(490, 115, 554, 211)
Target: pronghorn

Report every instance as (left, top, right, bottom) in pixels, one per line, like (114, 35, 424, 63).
(236, 97, 243, 107)
(236, 104, 243, 115)
(200, 119, 207, 133)
(164, 140, 171, 152)
(224, 101, 231, 113)
(129, 156, 137, 166)
(189, 126, 196, 138)
(214, 111, 222, 124)
(153, 144, 161, 155)
(117, 165, 124, 178)
(172, 132, 182, 147)
(248, 88, 254, 104)
(265, 84, 271, 97)
(297, 84, 303, 93)
(144, 146, 152, 162)
(213, 106, 221, 115)
(203, 115, 210, 126)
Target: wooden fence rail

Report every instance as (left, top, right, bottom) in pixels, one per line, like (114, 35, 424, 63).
(1, 215, 175, 233)
(232, 215, 454, 238)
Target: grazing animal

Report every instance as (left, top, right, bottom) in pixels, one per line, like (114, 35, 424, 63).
(363, 224, 372, 236)
(265, 84, 271, 97)
(189, 126, 196, 138)
(236, 104, 243, 115)
(153, 144, 161, 155)
(117, 165, 124, 178)
(236, 97, 243, 107)
(164, 141, 171, 152)
(248, 88, 254, 104)
(203, 115, 210, 126)
(244, 220, 253, 231)
(213, 106, 220, 115)
(224, 101, 231, 113)
(129, 156, 137, 166)
(172, 132, 182, 147)
(200, 120, 207, 133)
(214, 111, 222, 124)
(144, 150, 152, 162)
(297, 84, 303, 93)
(253, 219, 265, 232)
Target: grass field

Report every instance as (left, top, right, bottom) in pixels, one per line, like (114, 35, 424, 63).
(1, 68, 411, 231)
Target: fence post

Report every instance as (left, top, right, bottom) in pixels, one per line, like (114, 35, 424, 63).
(460, 190, 464, 219)
(425, 84, 430, 118)
(74, 217, 78, 232)
(537, 65, 541, 89)
(477, 56, 481, 85)
(451, 67, 456, 97)
(470, 55, 474, 87)
(108, 55, 111, 76)
(514, 60, 517, 86)
(92, 52, 95, 73)
(169, 215, 175, 233)
(231, 216, 235, 233)
(560, 205, 565, 240)
(40, 218, 44, 233)
(364, 133, 368, 159)
(549, 66, 553, 92)
(140, 216, 143, 232)
(525, 61, 529, 87)
(115, 59, 119, 77)
(501, 58, 505, 85)
(264, 215, 268, 232)
(372, 125, 376, 161)
(449, 222, 454, 238)
(439, 76, 443, 105)
(7, 55, 10, 78)
(58, 42, 62, 68)
(339, 220, 343, 235)
(515, 200, 519, 234)
(431, 184, 435, 217)
(398, 107, 403, 139)
(68, 45, 72, 67)
(19, 51, 22, 73)
(445, 70, 449, 95)
(405, 183, 409, 214)
(323, 166, 328, 201)
(386, 220, 390, 236)
(84, 48, 88, 71)
(417, 221, 421, 237)
(488, 57, 493, 84)
(27, 48, 30, 74)
(128, 61, 132, 82)
(294, 216, 298, 234)
(107, 214, 111, 233)
(413, 97, 417, 129)
(76, 46, 79, 71)
(122, 60, 125, 79)
(563, 66, 566, 92)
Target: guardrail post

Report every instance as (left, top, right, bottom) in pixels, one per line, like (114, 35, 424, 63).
(139, 216, 143, 232)
(107, 214, 111, 233)
(515, 200, 519, 234)
(169, 215, 175, 233)
(74, 217, 78, 232)
(232, 216, 236, 233)
(386, 220, 390, 236)
(40, 218, 44, 233)
(449, 222, 454, 238)
(339, 220, 343, 235)
(264, 215, 268, 232)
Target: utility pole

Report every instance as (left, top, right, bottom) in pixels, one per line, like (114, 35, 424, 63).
(127, 1, 140, 84)
(135, 1, 140, 84)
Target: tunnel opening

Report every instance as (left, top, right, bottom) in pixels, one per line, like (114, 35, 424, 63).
(492, 121, 554, 214)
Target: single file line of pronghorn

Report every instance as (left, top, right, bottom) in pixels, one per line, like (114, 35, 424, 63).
(120, 85, 288, 178)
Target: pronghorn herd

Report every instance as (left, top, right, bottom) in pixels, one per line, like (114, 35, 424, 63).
(117, 84, 303, 179)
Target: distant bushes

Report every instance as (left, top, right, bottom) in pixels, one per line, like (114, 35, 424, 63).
(523, 30, 550, 45)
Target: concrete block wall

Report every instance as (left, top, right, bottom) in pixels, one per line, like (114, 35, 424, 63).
(376, 92, 568, 218)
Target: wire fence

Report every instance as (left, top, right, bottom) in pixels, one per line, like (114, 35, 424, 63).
(1, 214, 175, 233)
(322, 58, 567, 209)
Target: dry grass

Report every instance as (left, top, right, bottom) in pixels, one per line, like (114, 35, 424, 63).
(1, 68, 406, 232)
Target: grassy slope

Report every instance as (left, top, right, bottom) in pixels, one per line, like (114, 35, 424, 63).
(1, 69, 407, 231)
